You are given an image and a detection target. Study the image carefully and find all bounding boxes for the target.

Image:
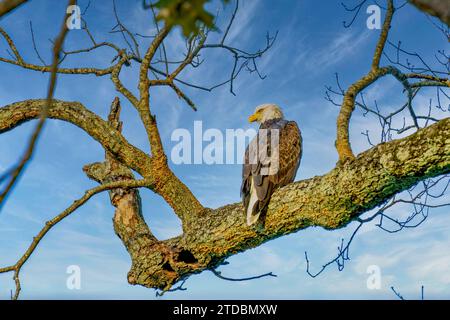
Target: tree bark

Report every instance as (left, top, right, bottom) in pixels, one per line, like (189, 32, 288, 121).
(126, 117, 450, 290)
(408, 0, 450, 26)
(0, 0, 27, 17)
(0, 99, 152, 175)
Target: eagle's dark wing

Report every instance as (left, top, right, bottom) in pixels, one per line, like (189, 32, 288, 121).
(241, 120, 302, 225)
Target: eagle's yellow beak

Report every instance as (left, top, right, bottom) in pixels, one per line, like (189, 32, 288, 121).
(248, 113, 259, 123)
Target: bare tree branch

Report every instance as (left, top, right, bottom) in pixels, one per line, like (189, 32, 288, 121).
(335, 0, 449, 162)
(0, 177, 152, 299)
(210, 268, 277, 282)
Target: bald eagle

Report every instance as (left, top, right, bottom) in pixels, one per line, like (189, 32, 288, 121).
(241, 104, 302, 226)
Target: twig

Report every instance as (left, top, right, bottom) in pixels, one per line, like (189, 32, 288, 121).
(210, 263, 277, 282)
(391, 286, 405, 300)
(155, 280, 188, 297)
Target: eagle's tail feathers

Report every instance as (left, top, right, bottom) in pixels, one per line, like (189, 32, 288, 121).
(246, 180, 261, 226)
(247, 209, 261, 226)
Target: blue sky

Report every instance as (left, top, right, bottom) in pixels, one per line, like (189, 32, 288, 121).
(0, 0, 449, 299)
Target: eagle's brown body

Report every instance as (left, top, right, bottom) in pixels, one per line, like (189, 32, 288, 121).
(241, 118, 302, 225)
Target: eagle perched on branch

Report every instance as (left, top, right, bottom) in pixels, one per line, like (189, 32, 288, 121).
(241, 104, 302, 226)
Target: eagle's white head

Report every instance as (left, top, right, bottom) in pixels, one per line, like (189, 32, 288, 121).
(248, 103, 284, 124)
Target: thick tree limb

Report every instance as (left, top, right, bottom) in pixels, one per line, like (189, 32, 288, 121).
(0, 99, 152, 176)
(83, 98, 158, 275)
(122, 117, 450, 291)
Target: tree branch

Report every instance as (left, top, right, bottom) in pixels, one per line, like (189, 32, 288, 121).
(336, 0, 395, 162)
(122, 118, 450, 291)
(372, 0, 394, 70)
(0, 0, 27, 17)
(0, 98, 204, 222)
(0, 177, 152, 300)
(0, 99, 152, 176)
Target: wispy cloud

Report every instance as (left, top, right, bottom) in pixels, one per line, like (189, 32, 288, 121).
(296, 29, 371, 73)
